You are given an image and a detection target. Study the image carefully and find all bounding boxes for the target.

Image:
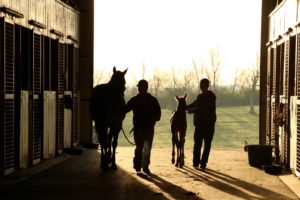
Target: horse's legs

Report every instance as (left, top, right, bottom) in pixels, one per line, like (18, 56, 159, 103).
(107, 128, 113, 164)
(182, 135, 186, 166)
(96, 123, 109, 170)
(108, 126, 121, 170)
(171, 129, 176, 164)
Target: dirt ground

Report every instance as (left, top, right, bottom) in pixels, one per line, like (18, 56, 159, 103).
(0, 146, 298, 200)
(115, 146, 298, 200)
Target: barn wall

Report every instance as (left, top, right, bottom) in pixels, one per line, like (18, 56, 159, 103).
(266, 0, 300, 176)
(0, 0, 83, 177)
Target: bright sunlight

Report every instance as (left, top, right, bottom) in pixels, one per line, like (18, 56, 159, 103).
(94, 0, 261, 86)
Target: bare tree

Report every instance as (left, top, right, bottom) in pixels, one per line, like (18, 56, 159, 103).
(170, 67, 179, 92)
(192, 59, 206, 86)
(142, 62, 146, 79)
(243, 53, 260, 114)
(192, 59, 200, 86)
(152, 68, 163, 97)
(208, 48, 222, 90)
(93, 68, 106, 86)
(249, 54, 260, 114)
(231, 68, 245, 94)
(182, 70, 195, 91)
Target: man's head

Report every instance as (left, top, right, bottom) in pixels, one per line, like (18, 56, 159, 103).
(200, 78, 209, 93)
(137, 79, 148, 94)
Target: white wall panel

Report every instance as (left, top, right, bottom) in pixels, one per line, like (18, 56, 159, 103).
(43, 91, 57, 159)
(64, 91, 72, 148)
(20, 91, 29, 169)
(290, 96, 297, 172)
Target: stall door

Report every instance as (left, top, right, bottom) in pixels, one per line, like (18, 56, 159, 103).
(43, 36, 56, 159)
(266, 47, 273, 145)
(51, 40, 65, 154)
(0, 18, 15, 176)
(30, 32, 43, 165)
(283, 36, 296, 169)
(296, 34, 300, 177)
(18, 26, 31, 169)
(279, 39, 290, 167)
(67, 44, 79, 147)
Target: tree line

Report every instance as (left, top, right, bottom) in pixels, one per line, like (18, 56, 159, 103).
(94, 49, 260, 113)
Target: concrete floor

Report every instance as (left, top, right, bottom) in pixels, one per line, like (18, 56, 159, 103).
(0, 147, 299, 200)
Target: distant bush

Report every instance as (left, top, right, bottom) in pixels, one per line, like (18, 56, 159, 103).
(125, 85, 259, 109)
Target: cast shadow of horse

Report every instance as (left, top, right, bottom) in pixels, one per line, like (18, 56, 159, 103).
(90, 66, 127, 171)
(170, 94, 187, 168)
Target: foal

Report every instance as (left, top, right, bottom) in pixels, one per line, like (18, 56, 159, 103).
(170, 94, 187, 168)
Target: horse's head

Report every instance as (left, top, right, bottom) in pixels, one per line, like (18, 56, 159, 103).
(109, 66, 128, 93)
(175, 94, 187, 111)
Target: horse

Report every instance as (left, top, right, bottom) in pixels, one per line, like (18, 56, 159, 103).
(170, 94, 187, 168)
(90, 67, 127, 170)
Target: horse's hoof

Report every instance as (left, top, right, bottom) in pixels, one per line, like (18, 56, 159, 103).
(175, 163, 178, 167)
(171, 159, 175, 164)
(101, 165, 110, 172)
(111, 164, 118, 170)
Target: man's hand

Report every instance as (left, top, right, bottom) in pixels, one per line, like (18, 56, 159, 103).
(187, 109, 195, 114)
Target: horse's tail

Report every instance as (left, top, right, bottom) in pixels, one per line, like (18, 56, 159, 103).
(89, 97, 97, 120)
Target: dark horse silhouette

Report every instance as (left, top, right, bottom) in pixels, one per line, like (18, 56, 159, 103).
(90, 67, 127, 170)
(170, 94, 187, 168)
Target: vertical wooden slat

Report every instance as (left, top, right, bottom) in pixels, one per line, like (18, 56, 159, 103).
(32, 33, 42, 164)
(266, 48, 273, 145)
(57, 42, 65, 153)
(296, 34, 300, 174)
(71, 46, 79, 146)
(0, 18, 5, 177)
(271, 46, 277, 149)
(50, 39, 65, 154)
(282, 39, 290, 166)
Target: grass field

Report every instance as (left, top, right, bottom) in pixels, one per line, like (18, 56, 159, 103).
(116, 106, 259, 149)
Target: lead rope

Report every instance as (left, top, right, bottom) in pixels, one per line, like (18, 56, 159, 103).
(121, 127, 135, 145)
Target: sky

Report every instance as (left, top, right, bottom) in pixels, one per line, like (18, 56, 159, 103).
(94, 0, 262, 86)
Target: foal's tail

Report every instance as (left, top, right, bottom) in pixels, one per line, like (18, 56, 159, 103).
(170, 109, 175, 123)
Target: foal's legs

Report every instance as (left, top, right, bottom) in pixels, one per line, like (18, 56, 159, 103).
(178, 136, 183, 168)
(181, 130, 186, 166)
(175, 132, 181, 167)
(182, 137, 185, 166)
(171, 129, 176, 164)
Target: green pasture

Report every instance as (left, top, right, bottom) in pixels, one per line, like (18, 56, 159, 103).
(117, 106, 259, 149)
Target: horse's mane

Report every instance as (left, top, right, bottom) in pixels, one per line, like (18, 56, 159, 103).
(90, 67, 128, 120)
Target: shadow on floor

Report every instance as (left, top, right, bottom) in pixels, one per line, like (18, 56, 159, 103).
(178, 166, 296, 200)
(0, 150, 200, 200)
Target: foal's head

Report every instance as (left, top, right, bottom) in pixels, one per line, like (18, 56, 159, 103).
(175, 94, 187, 112)
(109, 66, 128, 93)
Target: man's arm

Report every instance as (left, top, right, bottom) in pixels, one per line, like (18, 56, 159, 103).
(155, 98, 161, 121)
(124, 98, 134, 113)
(186, 100, 196, 114)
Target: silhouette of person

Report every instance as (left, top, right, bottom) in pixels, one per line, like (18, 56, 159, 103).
(124, 79, 161, 173)
(186, 78, 216, 171)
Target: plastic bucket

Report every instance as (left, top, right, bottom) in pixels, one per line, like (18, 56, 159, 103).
(247, 145, 273, 168)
